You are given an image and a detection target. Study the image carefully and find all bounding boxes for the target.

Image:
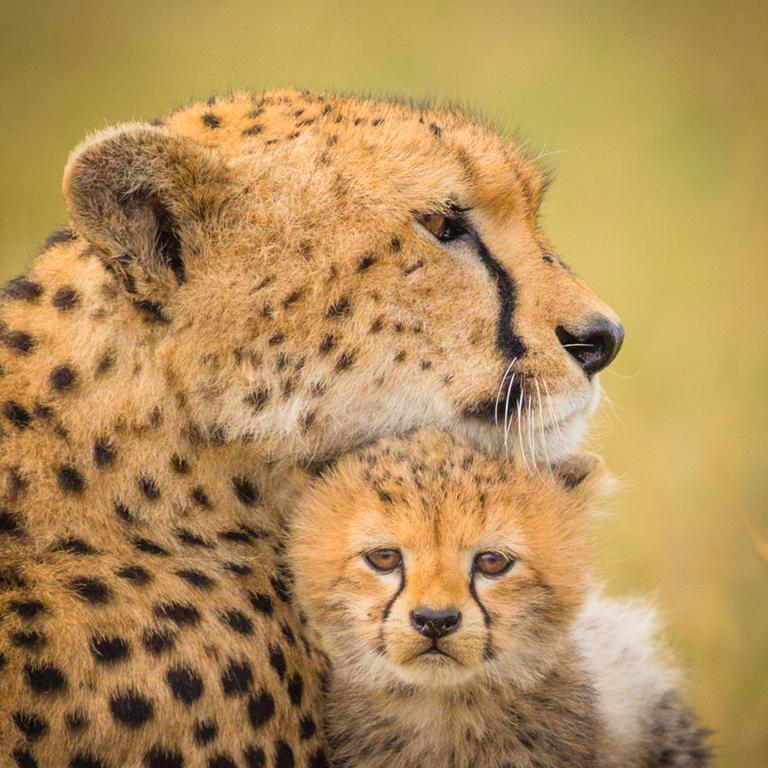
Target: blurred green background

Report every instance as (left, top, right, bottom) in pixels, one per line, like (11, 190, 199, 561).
(1, 1, 766, 763)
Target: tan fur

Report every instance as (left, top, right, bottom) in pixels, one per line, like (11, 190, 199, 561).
(0, 89, 620, 768)
(290, 430, 711, 768)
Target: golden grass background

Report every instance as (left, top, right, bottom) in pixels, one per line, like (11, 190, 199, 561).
(1, 1, 766, 763)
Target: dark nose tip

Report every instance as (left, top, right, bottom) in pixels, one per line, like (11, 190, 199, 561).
(410, 607, 462, 640)
(556, 317, 625, 377)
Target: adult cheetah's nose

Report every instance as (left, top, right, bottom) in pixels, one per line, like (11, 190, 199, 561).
(410, 607, 462, 640)
(555, 316, 625, 377)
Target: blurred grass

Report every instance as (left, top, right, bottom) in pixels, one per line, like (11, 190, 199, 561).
(1, 0, 766, 762)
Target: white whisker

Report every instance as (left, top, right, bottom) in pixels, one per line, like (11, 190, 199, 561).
(495, 358, 517, 429)
(526, 392, 538, 473)
(516, 376, 530, 473)
(503, 372, 517, 459)
(534, 379, 552, 471)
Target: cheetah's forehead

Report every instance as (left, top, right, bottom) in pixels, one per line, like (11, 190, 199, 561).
(159, 90, 547, 215)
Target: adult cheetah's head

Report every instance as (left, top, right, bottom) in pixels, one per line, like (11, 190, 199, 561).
(63, 91, 622, 462)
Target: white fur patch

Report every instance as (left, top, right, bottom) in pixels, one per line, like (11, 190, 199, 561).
(571, 587, 680, 758)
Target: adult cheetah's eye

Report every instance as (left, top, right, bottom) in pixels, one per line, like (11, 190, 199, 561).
(474, 551, 515, 577)
(364, 548, 403, 573)
(417, 211, 469, 243)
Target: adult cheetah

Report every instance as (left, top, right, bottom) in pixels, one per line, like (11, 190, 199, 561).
(0, 90, 623, 768)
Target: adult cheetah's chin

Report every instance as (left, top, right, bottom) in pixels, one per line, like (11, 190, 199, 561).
(457, 376, 601, 464)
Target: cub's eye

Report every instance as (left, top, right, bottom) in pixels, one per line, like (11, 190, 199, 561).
(418, 212, 469, 243)
(474, 551, 515, 577)
(364, 548, 403, 573)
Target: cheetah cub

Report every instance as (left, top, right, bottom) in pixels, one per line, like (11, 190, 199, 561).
(290, 430, 711, 768)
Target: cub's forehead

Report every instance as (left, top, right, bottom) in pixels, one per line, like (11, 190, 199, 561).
(160, 89, 544, 215)
(323, 431, 533, 546)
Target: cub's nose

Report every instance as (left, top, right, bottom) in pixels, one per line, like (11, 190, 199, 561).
(556, 316, 625, 377)
(410, 607, 462, 640)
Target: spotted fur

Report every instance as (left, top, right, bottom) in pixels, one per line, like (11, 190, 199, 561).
(290, 430, 711, 768)
(1, 89, 621, 767)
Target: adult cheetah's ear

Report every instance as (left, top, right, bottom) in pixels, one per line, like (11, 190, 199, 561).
(552, 452, 610, 498)
(63, 123, 229, 293)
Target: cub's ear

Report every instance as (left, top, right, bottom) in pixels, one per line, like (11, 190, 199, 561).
(63, 123, 229, 293)
(552, 452, 610, 498)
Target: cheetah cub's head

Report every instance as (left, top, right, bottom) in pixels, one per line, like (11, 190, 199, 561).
(63, 92, 622, 462)
(291, 429, 608, 690)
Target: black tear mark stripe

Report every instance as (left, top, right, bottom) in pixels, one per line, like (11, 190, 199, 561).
(378, 565, 407, 653)
(470, 230, 526, 360)
(468, 566, 491, 628)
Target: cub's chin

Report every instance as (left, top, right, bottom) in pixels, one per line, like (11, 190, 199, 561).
(387, 650, 484, 689)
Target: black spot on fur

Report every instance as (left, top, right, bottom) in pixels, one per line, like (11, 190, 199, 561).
(221, 658, 253, 697)
(248, 591, 273, 615)
(4, 277, 43, 302)
(325, 296, 351, 318)
(243, 124, 263, 136)
(11, 750, 38, 768)
(335, 350, 357, 371)
(170, 454, 189, 474)
(139, 476, 160, 500)
(403, 260, 424, 276)
(275, 742, 295, 768)
(0, 509, 24, 536)
(176, 528, 213, 549)
(10, 599, 45, 619)
(52, 286, 79, 310)
(144, 745, 184, 768)
(116, 564, 152, 585)
(24, 662, 67, 694)
(220, 609, 253, 635)
(208, 756, 237, 768)
(357, 253, 376, 271)
(57, 465, 85, 493)
(65, 709, 89, 732)
(92, 438, 115, 467)
(133, 537, 168, 555)
(176, 569, 215, 588)
(190, 486, 211, 508)
(50, 365, 76, 390)
(53, 537, 96, 555)
(245, 388, 269, 412)
(194, 718, 218, 745)
(308, 749, 330, 768)
(247, 690, 275, 729)
(91, 635, 131, 664)
(224, 561, 252, 576)
(318, 334, 336, 355)
(202, 112, 221, 128)
(268, 333, 284, 346)
(133, 298, 170, 324)
(268, 645, 287, 680)
(166, 664, 204, 705)
(270, 575, 291, 603)
(153, 602, 201, 627)
(4, 330, 36, 354)
(70, 576, 111, 604)
(3, 401, 30, 430)
(287, 673, 303, 706)
(110, 689, 154, 727)
(11, 629, 46, 650)
(232, 476, 260, 506)
(69, 754, 106, 768)
(112, 503, 132, 525)
(300, 715, 316, 740)
(143, 627, 175, 655)
(244, 746, 266, 768)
